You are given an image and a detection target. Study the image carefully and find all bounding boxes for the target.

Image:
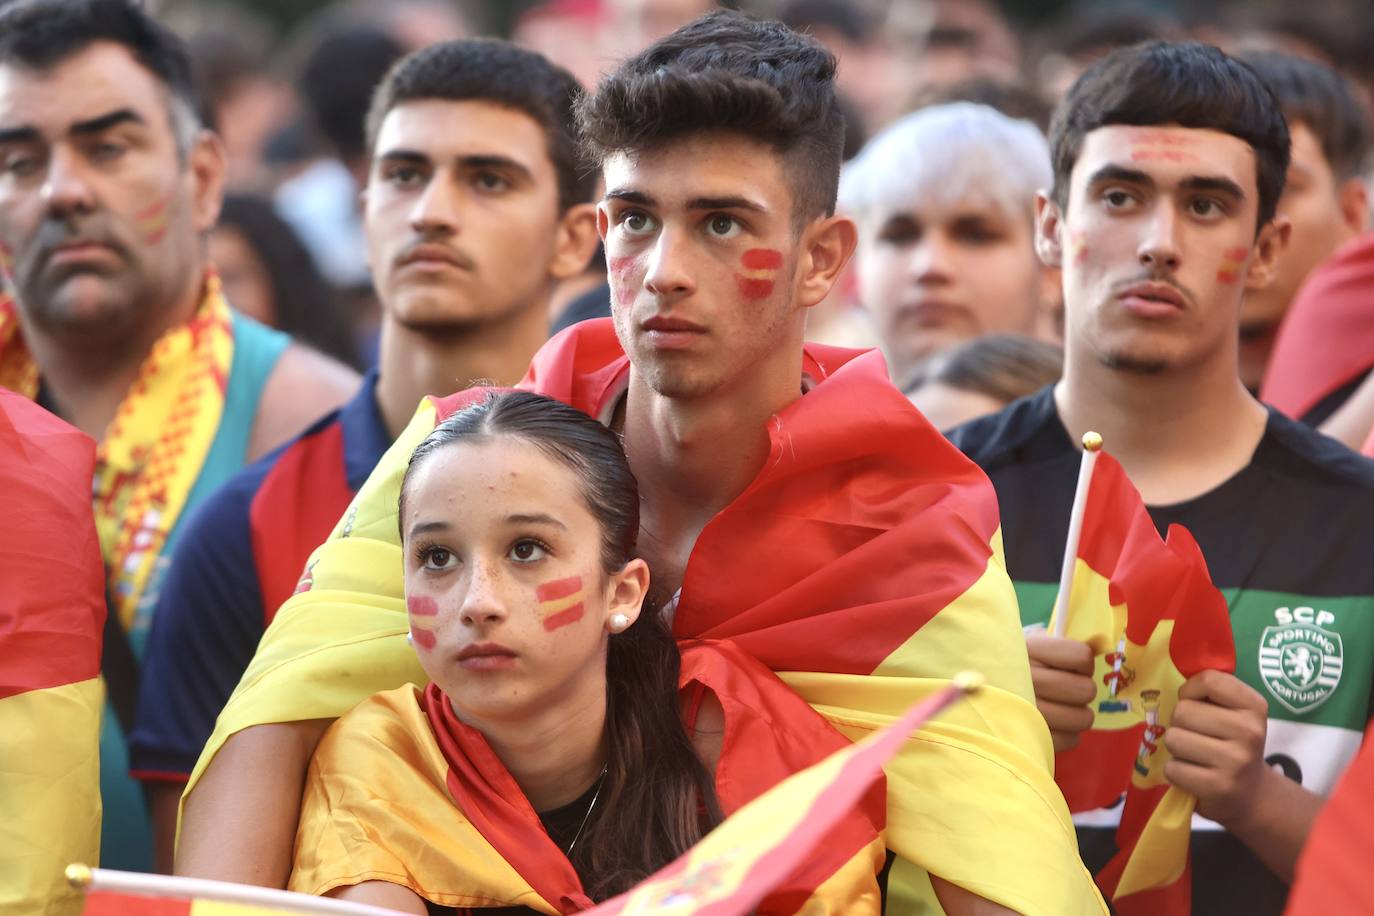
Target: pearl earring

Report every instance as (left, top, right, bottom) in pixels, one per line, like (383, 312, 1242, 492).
(406, 631, 414, 646)
(608, 613, 630, 633)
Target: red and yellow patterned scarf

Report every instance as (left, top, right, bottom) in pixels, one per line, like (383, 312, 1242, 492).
(0, 275, 234, 630)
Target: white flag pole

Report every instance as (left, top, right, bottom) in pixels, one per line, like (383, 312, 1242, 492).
(66, 865, 407, 916)
(1051, 432, 1103, 638)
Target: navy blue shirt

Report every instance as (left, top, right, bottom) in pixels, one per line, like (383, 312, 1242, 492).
(130, 371, 389, 780)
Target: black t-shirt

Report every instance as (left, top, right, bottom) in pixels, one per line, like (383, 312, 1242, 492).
(949, 386, 1374, 916)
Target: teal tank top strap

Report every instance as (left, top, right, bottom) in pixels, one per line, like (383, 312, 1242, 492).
(177, 311, 290, 542)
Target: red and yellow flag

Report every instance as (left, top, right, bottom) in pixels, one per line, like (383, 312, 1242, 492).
(584, 676, 973, 915)
(1048, 449, 1235, 915)
(192, 319, 1104, 914)
(1, 390, 105, 916)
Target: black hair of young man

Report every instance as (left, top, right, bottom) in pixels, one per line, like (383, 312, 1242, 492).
(1241, 51, 1371, 181)
(299, 26, 405, 166)
(364, 39, 593, 214)
(0, 0, 200, 141)
(1049, 41, 1291, 231)
(576, 9, 845, 224)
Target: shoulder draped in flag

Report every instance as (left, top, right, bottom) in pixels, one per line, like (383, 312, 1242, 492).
(1048, 447, 1236, 915)
(290, 641, 886, 913)
(1, 390, 105, 916)
(188, 319, 1104, 915)
(1260, 231, 1374, 422)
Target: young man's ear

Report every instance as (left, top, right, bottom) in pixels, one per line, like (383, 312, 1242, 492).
(549, 202, 601, 281)
(796, 213, 858, 309)
(1034, 191, 1064, 269)
(1338, 177, 1369, 236)
(1244, 215, 1293, 291)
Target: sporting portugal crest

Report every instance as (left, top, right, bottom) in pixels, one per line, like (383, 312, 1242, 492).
(1258, 608, 1343, 714)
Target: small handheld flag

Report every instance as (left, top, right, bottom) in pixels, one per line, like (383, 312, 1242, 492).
(69, 865, 407, 916)
(583, 673, 984, 914)
(1052, 431, 1103, 637)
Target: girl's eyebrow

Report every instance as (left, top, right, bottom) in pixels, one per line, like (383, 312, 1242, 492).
(505, 513, 566, 530)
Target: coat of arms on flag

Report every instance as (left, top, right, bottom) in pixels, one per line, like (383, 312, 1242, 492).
(1047, 434, 1236, 916)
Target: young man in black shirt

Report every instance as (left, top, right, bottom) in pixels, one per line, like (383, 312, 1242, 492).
(950, 41, 1374, 915)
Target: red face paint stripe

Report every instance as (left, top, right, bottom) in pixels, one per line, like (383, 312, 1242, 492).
(741, 248, 783, 270)
(1216, 271, 1239, 283)
(542, 602, 585, 632)
(135, 197, 169, 221)
(737, 277, 774, 299)
(536, 576, 582, 603)
(407, 596, 439, 617)
(410, 627, 437, 650)
(1222, 247, 1248, 260)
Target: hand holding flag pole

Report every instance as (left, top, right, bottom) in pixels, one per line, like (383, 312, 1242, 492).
(1052, 431, 1103, 637)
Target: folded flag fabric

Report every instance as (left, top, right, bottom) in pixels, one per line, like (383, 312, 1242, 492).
(1, 390, 105, 916)
(188, 319, 1103, 914)
(583, 676, 977, 915)
(1261, 231, 1374, 422)
(73, 868, 402, 915)
(1048, 448, 1236, 915)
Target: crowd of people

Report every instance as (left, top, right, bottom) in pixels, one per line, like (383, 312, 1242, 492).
(3, 0, 1374, 913)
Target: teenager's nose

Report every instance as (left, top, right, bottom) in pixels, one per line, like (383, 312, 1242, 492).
(909, 233, 956, 284)
(409, 176, 462, 237)
(1138, 202, 1182, 273)
(459, 558, 509, 627)
(42, 146, 98, 218)
(642, 227, 696, 300)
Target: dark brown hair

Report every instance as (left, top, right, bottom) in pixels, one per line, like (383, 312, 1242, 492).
(366, 39, 594, 213)
(400, 391, 722, 899)
(576, 9, 845, 223)
(1049, 41, 1291, 232)
(1241, 51, 1371, 181)
(903, 333, 1063, 404)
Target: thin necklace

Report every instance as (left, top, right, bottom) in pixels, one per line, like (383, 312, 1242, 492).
(563, 765, 609, 859)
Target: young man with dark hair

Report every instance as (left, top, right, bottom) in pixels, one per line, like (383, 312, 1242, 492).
(1236, 51, 1369, 394)
(180, 12, 1104, 914)
(0, 0, 357, 872)
(131, 37, 599, 873)
(950, 41, 1374, 913)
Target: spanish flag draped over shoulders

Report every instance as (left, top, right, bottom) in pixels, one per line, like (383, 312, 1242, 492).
(291, 640, 885, 913)
(190, 320, 1102, 914)
(1, 389, 105, 916)
(1049, 449, 1236, 915)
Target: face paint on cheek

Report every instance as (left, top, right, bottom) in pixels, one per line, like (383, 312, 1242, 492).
(736, 248, 783, 301)
(608, 256, 638, 306)
(135, 194, 173, 245)
(1216, 246, 1248, 284)
(1067, 229, 1088, 265)
(407, 595, 439, 651)
(535, 575, 585, 632)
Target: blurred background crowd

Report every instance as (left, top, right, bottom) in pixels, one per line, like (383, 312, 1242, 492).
(114, 0, 1374, 431)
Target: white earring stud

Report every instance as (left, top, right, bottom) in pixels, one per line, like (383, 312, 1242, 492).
(608, 613, 630, 633)
(406, 631, 414, 646)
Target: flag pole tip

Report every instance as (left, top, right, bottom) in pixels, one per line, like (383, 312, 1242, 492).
(953, 670, 986, 693)
(65, 864, 92, 888)
(1081, 431, 1103, 452)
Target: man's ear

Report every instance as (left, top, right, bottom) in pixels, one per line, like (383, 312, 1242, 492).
(548, 202, 600, 281)
(796, 213, 858, 309)
(1034, 191, 1064, 269)
(1244, 215, 1293, 291)
(188, 130, 228, 233)
(1338, 177, 1369, 235)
